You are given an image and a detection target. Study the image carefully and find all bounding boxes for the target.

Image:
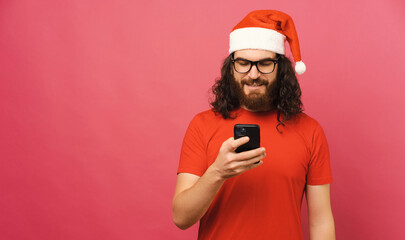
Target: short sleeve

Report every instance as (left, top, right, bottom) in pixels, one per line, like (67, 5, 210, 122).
(177, 115, 208, 176)
(306, 124, 333, 185)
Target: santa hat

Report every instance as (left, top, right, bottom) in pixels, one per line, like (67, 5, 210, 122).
(229, 10, 306, 75)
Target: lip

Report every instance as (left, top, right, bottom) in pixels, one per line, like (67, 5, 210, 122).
(244, 84, 265, 91)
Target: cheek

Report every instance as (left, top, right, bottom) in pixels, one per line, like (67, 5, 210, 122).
(232, 73, 245, 85)
(264, 72, 277, 85)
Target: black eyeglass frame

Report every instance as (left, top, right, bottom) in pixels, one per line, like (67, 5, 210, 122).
(231, 54, 280, 74)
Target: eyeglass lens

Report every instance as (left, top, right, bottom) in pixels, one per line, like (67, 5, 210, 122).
(234, 59, 276, 74)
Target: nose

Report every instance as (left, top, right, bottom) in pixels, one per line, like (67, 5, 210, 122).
(247, 64, 261, 79)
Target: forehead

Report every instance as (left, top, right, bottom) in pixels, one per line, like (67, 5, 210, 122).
(233, 49, 277, 60)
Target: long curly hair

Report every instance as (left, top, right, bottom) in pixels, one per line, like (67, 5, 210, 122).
(209, 54, 303, 132)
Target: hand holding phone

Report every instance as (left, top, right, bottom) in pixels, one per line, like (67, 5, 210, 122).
(210, 135, 265, 179)
(208, 124, 263, 180)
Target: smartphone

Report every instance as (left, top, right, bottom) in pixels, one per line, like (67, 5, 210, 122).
(234, 124, 260, 153)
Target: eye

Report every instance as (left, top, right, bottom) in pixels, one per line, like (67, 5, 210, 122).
(236, 60, 250, 66)
(258, 60, 273, 66)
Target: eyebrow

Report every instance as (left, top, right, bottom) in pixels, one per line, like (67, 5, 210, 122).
(233, 57, 277, 61)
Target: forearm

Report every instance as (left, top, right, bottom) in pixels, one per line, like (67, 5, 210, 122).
(309, 218, 335, 240)
(172, 166, 225, 230)
(306, 184, 335, 240)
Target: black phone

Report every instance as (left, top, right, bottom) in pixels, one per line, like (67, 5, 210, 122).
(234, 124, 260, 153)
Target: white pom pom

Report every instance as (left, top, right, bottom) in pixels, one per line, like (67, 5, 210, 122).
(295, 61, 306, 75)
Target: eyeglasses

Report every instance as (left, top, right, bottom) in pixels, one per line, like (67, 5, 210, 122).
(231, 55, 280, 74)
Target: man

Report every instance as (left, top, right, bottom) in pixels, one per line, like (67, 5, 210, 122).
(172, 10, 335, 240)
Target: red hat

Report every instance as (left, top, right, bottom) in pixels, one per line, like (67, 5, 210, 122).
(229, 10, 306, 75)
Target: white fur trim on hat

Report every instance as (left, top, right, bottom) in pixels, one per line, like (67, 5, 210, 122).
(229, 27, 286, 54)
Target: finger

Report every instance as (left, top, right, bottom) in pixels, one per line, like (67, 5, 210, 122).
(240, 152, 266, 166)
(229, 136, 250, 151)
(234, 147, 266, 161)
(235, 157, 264, 174)
(228, 152, 265, 172)
(247, 160, 263, 169)
(221, 137, 234, 150)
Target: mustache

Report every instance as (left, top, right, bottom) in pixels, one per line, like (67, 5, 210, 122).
(241, 78, 269, 85)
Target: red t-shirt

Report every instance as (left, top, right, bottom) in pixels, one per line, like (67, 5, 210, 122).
(178, 108, 333, 240)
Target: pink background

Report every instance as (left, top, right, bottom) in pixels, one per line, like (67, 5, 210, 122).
(1, 0, 404, 239)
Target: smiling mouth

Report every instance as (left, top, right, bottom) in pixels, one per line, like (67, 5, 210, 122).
(245, 83, 264, 87)
(242, 79, 267, 87)
(244, 81, 267, 88)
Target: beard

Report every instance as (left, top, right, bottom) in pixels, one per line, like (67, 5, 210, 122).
(231, 76, 278, 112)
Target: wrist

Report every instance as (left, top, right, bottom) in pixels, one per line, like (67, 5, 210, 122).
(206, 164, 227, 184)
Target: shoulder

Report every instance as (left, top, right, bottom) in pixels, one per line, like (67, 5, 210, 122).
(186, 109, 229, 141)
(288, 112, 323, 131)
(185, 109, 220, 133)
(285, 112, 327, 144)
(190, 109, 223, 124)
(182, 109, 224, 147)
